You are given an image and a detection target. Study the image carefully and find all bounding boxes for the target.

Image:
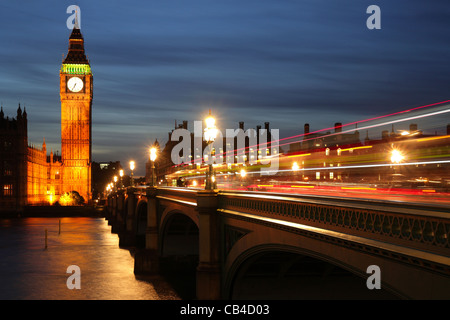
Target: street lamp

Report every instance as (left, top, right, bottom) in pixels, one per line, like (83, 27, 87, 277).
(391, 149, 404, 164)
(390, 148, 405, 181)
(113, 176, 118, 191)
(239, 168, 247, 187)
(204, 110, 218, 190)
(119, 169, 124, 188)
(292, 161, 300, 179)
(130, 161, 135, 187)
(150, 147, 157, 186)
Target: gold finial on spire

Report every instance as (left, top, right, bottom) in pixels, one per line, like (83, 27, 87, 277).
(74, 6, 80, 29)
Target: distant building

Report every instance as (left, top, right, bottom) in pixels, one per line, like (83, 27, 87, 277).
(0, 106, 28, 211)
(0, 105, 61, 210)
(92, 161, 124, 199)
(290, 122, 361, 153)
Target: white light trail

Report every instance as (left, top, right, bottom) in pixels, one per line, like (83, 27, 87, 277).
(254, 159, 450, 175)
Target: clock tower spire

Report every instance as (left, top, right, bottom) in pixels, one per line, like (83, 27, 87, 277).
(63, 20, 89, 65)
(60, 22, 93, 203)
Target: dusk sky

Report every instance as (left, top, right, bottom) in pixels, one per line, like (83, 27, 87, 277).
(0, 1, 449, 176)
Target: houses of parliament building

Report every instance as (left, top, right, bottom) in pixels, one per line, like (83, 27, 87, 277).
(0, 24, 93, 213)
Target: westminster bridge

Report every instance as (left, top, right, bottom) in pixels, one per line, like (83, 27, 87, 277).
(105, 186, 450, 299)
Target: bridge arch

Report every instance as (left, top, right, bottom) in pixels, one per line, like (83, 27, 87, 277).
(160, 210, 199, 257)
(224, 244, 403, 300)
(159, 210, 199, 299)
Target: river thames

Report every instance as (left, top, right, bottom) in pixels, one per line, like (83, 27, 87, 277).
(0, 217, 180, 300)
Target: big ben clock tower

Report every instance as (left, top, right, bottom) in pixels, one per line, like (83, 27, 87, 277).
(60, 21, 93, 203)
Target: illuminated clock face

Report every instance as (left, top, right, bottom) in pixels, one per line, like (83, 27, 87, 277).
(67, 77, 84, 92)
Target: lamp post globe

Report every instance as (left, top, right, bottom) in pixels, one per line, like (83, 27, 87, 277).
(150, 147, 157, 186)
(204, 110, 217, 190)
(119, 169, 124, 188)
(130, 161, 135, 187)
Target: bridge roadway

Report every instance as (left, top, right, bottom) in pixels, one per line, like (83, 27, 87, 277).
(105, 186, 450, 299)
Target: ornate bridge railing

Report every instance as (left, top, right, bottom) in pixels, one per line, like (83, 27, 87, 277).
(218, 190, 450, 274)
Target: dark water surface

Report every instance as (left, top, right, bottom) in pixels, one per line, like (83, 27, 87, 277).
(0, 217, 180, 300)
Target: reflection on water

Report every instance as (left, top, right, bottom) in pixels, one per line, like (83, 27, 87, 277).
(0, 217, 180, 300)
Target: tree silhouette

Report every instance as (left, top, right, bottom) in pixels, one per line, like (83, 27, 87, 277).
(58, 191, 85, 206)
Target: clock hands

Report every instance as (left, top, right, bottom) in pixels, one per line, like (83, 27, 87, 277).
(68, 78, 83, 92)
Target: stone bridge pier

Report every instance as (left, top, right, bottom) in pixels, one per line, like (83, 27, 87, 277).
(106, 187, 222, 299)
